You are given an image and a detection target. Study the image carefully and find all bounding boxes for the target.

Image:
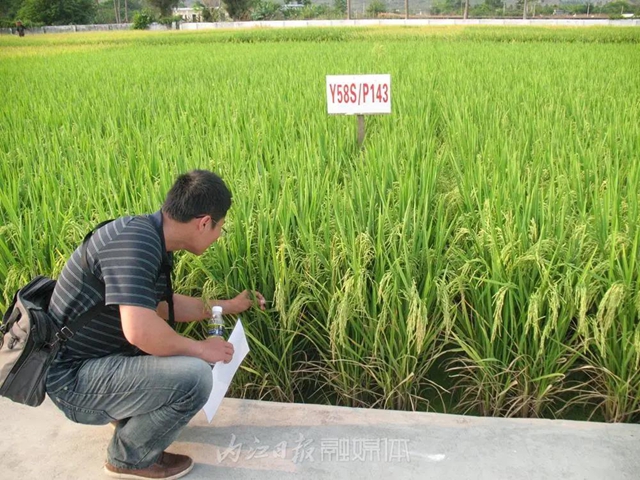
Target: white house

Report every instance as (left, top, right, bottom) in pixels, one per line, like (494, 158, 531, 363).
(174, 7, 202, 21)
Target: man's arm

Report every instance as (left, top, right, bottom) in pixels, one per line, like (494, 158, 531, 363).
(155, 294, 222, 323)
(156, 291, 267, 322)
(120, 305, 234, 363)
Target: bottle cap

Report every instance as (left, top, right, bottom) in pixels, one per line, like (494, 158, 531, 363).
(212, 306, 223, 314)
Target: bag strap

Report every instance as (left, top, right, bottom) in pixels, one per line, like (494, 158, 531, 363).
(53, 220, 114, 344)
(147, 211, 175, 329)
(79, 219, 113, 274)
(53, 302, 109, 345)
(163, 262, 175, 329)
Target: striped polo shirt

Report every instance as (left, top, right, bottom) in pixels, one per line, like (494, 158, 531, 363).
(45, 210, 173, 393)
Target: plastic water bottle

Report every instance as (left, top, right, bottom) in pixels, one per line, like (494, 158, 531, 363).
(207, 306, 224, 338)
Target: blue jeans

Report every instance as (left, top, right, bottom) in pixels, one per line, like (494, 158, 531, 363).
(48, 354, 213, 470)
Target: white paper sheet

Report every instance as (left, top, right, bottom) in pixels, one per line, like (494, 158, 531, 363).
(202, 318, 250, 423)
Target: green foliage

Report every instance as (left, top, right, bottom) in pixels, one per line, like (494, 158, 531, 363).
(280, 3, 334, 19)
(146, 0, 178, 17)
(0, 18, 43, 27)
(200, 6, 222, 21)
(600, 0, 632, 13)
(93, 2, 117, 24)
(222, 0, 253, 20)
(430, 0, 461, 15)
(0, 0, 24, 22)
(536, 4, 555, 15)
(333, 0, 346, 14)
(94, 0, 145, 25)
(470, 3, 498, 16)
(158, 14, 181, 25)
(281, 4, 301, 18)
(484, 0, 503, 9)
(302, 4, 330, 18)
(201, 5, 212, 21)
(365, 0, 387, 17)
(16, 0, 95, 25)
(563, 3, 589, 14)
(131, 11, 152, 28)
(251, 0, 281, 20)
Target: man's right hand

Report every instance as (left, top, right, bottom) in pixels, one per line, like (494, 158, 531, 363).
(200, 337, 234, 364)
(120, 305, 236, 363)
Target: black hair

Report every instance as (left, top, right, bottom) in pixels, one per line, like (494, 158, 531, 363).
(162, 170, 232, 223)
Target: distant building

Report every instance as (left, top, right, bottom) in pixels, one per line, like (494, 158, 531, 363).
(174, 7, 202, 22)
(282, 2, 305, 10)
(174, 0, 223, 22)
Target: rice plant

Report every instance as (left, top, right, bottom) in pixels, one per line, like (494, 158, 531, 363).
(1, 26, 638, 421)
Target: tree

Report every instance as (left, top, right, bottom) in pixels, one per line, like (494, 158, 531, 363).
(0, 0, 24, 22)
(430, 0, 459, 15)
(17, 0, 95, 24)
(365, 0, 386, 17)
(250, 0, 280, 19)
(113, 0, 120, 22)
(484, 0, 501, 9)
(94, 0, 144, 24)
(221, 0, 252, 20)
(147, 0, 178, 17)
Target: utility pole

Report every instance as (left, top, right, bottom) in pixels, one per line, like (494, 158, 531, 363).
(347, 0, 351, 19)
(405, 0, 409, 19)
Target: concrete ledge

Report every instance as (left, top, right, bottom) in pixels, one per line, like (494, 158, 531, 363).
(1, 396, 639, 479)
(1, 24, 134, 35)
(2, 19, 638, 35)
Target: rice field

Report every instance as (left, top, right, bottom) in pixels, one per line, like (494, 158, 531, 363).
(1, 26, 639, 422)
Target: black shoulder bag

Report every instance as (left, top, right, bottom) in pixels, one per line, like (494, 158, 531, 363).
(0, 219, 174, 407)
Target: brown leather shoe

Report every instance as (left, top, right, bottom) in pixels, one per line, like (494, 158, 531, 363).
(104, 452, 194, 480)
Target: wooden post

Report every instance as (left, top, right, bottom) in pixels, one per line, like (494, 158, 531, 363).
(357, 115, 365, 147)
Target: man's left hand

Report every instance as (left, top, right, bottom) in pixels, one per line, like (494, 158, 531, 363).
(230, 290, 267, 313)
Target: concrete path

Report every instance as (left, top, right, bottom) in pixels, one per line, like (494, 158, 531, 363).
(1, 397, 638, 479)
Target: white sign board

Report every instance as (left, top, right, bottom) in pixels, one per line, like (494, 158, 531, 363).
(326, 74, 391, 115)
